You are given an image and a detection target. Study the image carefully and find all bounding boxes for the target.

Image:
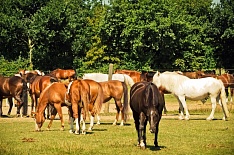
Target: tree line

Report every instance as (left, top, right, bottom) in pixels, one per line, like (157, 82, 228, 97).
(0, 0, 233, 76)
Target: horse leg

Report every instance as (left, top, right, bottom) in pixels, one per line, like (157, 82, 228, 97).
(225, 88, 229, 102)
(162, 94, 167, 114)
(54, 103, 64, 131)
(47, 106, 57, 130)
(112, 100, 121, 126)
(16, 103, 23, 117)
(88, 114, 94, 131)
(30, 95, 35, 117)
(7, 98, 13, 115)
(96, 114, 101, 125)
(207, 96, 217, 120)
(132, 112, 140, 147)
(139, 112, 147, 149)
(154, 121, 160, 148)
(68, 106, 74, 133)
(0, 98, 3, 116)
(230, 87, 234, 102)
(177, 96, 190, 120)
(72, 102, 80, 134)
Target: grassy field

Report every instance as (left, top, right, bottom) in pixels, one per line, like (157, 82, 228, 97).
(0, 95, 234, 155)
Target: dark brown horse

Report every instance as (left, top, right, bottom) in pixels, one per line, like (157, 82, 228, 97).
(115, 69, 141, 83)
(130, 82, 165, 149)
(68, 79, 103, 134)
(0, 76, 27, 116)
(48, 68, 76, 81)
(33, 82, 72, 131)
(98, 80, 128, 126)
(140, 71, 156, 82)
(140, 71, 168, 114)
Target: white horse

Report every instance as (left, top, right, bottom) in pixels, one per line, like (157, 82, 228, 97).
(82, 73, 135, 87)
(152, 71, 229, 121)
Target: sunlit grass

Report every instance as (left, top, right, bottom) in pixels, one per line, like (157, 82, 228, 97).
(0, 94, 233, 155)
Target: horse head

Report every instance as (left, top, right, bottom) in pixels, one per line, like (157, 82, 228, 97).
(32, 111, 45, 131)
(148, 108, 160, 133)
(152, 71, 161, 87)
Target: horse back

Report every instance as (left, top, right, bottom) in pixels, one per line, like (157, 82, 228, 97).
(130, 82, 164, 114)
(0, 76, 26, 99)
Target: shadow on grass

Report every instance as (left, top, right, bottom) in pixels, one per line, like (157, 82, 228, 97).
(147, 145, 167, 151)
(96, 122, 131, 126)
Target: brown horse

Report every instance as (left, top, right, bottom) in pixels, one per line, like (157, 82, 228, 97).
(140, 71, 156, 82)
(115, 69, 141, 83)
(0, 76, 27, 116)
(98, 80, 128, 126)
(33, 82, 72, 131)
(28, 75, 58, 117)
(182, 71, 205, 79)
(68, 79, 103, 134)
(48, 68, 76, 81)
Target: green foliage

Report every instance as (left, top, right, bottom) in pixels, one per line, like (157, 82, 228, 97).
(0, 56, 30, 76)
(0, 0, 233, 73)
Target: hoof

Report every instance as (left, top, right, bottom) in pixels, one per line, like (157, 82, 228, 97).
(60, 128, 65, 131)
(222, 116, 228, 121)
(81, 131, 86, 135)
(74, 130, 80, 135)
(69, 130, 74, 134)
(206, 117, 214, 121)
(46, 128, 50, 131)
(178, 115, 184, 120)
(185, 116, 190, 121)
(88, 127, 92, 131)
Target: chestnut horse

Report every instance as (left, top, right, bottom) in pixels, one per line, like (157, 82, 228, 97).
(68, 79, 103, 134)
(115, 69, 141, 83)
(182, 71, 205, 79)
(48, 68, 76, 81)
(98, 80, 128, 126)
(130, 82, 164, 149)
(28, 74, 58, 117)
(33, 82, 72, 131)
(0, 76, 27, 116)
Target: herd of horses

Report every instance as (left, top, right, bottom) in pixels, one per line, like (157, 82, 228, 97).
(0, 68, 233, 149)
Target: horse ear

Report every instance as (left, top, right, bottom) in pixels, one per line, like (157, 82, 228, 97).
(155, 71, 160, 76)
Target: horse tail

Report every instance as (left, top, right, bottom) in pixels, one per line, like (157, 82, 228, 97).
(219, 80, 230, 119)
(92, 83, 103, 116)
(80, 80, 90, 120)
(124, 74, 135, 87)
(122, 82, 129, 121)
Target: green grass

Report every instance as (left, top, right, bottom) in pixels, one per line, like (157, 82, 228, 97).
(0, 111, 233, 155)
(1, 94, 234, 155)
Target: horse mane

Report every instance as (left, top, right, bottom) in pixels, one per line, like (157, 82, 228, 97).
(155, 71, 189, 92)
(37, 82, 55, 112)
(123, 74, 135, 87)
